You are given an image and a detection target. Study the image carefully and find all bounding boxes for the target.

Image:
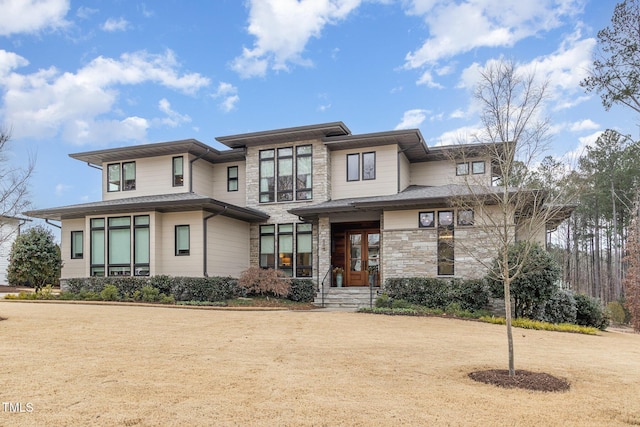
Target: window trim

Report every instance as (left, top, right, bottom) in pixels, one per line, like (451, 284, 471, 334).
(277, 147, 294, 202)
(172, 156, 184, 187)
(259, 225, 276, 269)
(259, 149, 276, 203)
(227, 165, 239, 192)
(107, 216, 132, 276)
(175, 225, 190, 256)
(362, 151, 376, 180)
(107, 163, 121, 192)
(133, 215, 150, 276)
(90, 218, 105, 277)
(70, 230, 83, 259)
(122, 161, 136, 191)
(295, 145, 313, 200)
(296, 223, 313, 277)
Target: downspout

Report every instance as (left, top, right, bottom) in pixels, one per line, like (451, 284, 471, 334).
(189, 150, 211, 193)
(17, 218, 30, 235)
(203, 206, 227, 277)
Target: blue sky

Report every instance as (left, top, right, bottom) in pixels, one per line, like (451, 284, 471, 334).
(0, 0, 637, 221)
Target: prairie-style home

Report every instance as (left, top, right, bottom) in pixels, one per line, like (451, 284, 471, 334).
(25, 122, 565, 295)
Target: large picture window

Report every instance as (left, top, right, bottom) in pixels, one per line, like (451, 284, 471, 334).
(175, 225, 190, 256)
(71, 231, 83, 259)
(90, 218, 105, 276)
(260, 146, 313, 203)
(260, 225, 275, 268)
(108, 217, 131, 276)
(134, 216, 150, 276)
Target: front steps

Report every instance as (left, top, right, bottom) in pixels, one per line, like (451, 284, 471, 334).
(314, 287, 380, 309)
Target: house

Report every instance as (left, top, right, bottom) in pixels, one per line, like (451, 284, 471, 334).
(0, 216, 29, 285)
(24, 122, 567, 302)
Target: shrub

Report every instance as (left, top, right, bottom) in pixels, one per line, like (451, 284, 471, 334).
(391, 298, 412, 309)
(238, 267, 291, 297)
(141, 285, 160, 302)
(287, 279, 315, 302)
(384, 277, 490, 311)
(607, 300, 629, 325)
(100, 284, 120, 301)
(574, 294, 609, 330)
(542, 288, 577, 324)
(7, 225, 62, 291)
(375, 293, 392, 308)
(487, 242, 561, 320)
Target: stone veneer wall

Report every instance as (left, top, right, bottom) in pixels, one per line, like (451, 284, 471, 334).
(381, 226, 498, 281)
(245, 138, 331, 284)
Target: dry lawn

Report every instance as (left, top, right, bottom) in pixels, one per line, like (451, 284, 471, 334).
(1, 301, 639, 426)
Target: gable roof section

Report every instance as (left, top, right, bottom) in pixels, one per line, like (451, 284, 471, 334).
(24, 193, 269, 222)
(69, 139, 245, 166)
(216, 122, 351, 148)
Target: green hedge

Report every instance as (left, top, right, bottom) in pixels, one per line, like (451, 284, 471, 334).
(384, 277, 490, 311)
(287, 279, 315, 302)
(64, 276, 241, 302)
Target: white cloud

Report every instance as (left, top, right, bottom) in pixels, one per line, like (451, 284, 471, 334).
(395, 109, 430, 130)
(403, 0, 584, 84)
(76, 6, 98, 20)
(157, 98, 191, 127)
(0, 49, 209, 145)
(232, 0, 363, 78)
(433, 124, 482, 146)
(0, 0, 70, 36)
(55, 183, 71, 196)
(417, 70, 444, 88)
(212, 82, 239, 112)
(570, 119, 599, 132)
(102, 17, 130, 32)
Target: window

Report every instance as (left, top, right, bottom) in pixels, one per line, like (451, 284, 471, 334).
(259, 150, 275, 202)
(472, 161, 485, 174)
(437, 211, 454, 276)
(71, 231, 83, 259)
(175, 225, 190, 256)
(296, 223, 312, 277)
(260, 146, 313, 203)
(107, 162, 136, 192)
(418, 211, 435, 228)
(107, 164, 120, 192)
(456, 162, 469, 176)
(108, 217, 131, 276)
(261, 223, 313, 277)
(90, 218, 105, 276)
(362, 152, 376, 180)
(134, 216, 150, 276)
(260, 225, 275, 268)
(347, 153, 360, 181)
(278, 224, 293, 276)
(227, 166, 238, 192)
(458, 209, 474, 226)
(296, 145, 312, 200)
(173, 157, 184, 187)
(277, 148, 294, 202)
(122, 162, 136, 190)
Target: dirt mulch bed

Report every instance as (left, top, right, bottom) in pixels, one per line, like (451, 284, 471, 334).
(469, 369, 570, 392)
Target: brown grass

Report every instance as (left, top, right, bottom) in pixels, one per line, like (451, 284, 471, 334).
(1, 301, 639, 426)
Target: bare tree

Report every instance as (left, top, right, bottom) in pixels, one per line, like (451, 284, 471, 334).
(0, 128, 34, 245)
(451, 60, 577, 376)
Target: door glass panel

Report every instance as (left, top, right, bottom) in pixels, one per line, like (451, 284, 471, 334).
(349, 233, 362, 271)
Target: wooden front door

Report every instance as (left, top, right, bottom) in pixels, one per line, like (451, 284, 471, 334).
(347, 230, 380, 286)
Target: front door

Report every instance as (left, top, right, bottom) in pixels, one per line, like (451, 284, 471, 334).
(347, 230, 380, 286)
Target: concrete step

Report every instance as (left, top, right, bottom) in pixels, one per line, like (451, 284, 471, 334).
(314, 287, 380, 309)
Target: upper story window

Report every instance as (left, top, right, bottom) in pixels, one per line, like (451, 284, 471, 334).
(173, 157, 184, 187)
(228, 166, 239, 192)
(472, 161, 485, 174)
(107, 161, 136, 192)
(456, 162, 469, 176)
(347, 151, 376, 181)
(259, 145, 312, 203)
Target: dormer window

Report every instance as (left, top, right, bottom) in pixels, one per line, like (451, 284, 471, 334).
(107, 161, 136, 192)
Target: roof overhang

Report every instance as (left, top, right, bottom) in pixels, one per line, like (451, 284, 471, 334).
(216, 122, 351, 148)
(322, 129, 429, 161)
(69, 139, 246, 166)
(24, 193, 269, 223)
